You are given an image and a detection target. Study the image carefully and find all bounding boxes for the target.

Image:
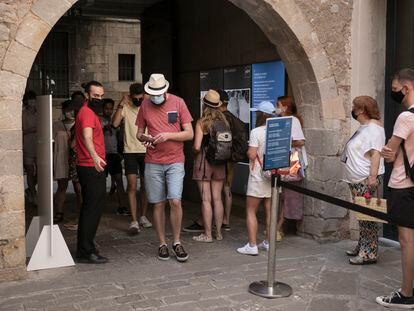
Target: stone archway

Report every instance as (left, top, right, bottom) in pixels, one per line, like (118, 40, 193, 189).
(0, 0, 350, 281)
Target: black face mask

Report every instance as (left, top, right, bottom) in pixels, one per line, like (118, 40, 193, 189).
(351, 110, 358, 120)
(391, 90, 405, 104)
(132, 98, 143, 107)
(88, 98, 104, 115)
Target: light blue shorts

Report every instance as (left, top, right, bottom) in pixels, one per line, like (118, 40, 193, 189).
(144, 163, 185, 203)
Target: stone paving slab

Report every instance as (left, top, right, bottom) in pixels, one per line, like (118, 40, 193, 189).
(1, 197, 403, 310)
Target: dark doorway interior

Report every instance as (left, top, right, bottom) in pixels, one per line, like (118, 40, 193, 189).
(384, 0, 414, 240)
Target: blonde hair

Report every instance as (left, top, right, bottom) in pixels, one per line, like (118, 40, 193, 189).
(200, 105, 229, 133)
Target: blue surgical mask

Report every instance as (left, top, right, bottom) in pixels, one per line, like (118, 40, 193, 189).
(150, 94, 165, 105)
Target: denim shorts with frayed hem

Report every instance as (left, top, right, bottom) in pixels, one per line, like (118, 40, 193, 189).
(144, 163, 185, 203)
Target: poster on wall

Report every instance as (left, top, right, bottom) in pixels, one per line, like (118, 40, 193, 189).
(223, 65, 251, 124)
(200, 68, 223, 116)
(251, 60, 285, 128)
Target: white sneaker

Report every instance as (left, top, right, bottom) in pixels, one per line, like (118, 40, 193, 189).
(139, 216, 152, 228)
(258, 240, 269, 251)
(129, 221, 140, 235)
(237, 243, 258, 256)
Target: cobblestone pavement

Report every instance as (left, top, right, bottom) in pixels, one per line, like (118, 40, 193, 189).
(1, 195, 402, 311)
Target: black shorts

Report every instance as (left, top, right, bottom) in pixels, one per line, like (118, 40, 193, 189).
(388, 187, 414, 228)
(105, 153, 123, 176)
(123, 153, 145, 176)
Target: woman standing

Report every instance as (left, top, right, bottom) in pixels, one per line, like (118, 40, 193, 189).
(342, 96, 385, 265)
(237, 101, 275, 255)
(275, 96, 308, 241)
(192, 90, 229, 242)
(53, 100, 76, 223)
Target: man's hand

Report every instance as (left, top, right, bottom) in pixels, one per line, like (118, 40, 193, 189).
(153, 132, 171, 145)
(121, 95, 130, 105)
(93, 155, 106, 172)
(143, 141, 155, 149)
(381, 146, 396, 162)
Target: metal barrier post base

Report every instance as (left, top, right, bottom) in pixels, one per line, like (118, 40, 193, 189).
(249, 281, 292, 299)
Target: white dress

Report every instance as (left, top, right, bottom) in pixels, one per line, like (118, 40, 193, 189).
(246, 126, 272, 198)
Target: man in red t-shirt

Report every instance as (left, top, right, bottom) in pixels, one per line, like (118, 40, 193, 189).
(136, 73, 193, 262)
(75, 80, 108, 264)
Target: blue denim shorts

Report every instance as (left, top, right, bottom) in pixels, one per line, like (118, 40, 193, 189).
(144, 163, 185, 203)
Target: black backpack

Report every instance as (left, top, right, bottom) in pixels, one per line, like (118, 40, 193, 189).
(223, 111, 248, 162)
(401, 108, 414, 182)
(205, 120, 232, 165)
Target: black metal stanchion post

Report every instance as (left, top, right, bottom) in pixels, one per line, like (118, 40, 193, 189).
(248, 174, 292, 298)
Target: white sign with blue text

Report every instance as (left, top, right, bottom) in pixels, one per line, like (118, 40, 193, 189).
(264, 116, 293, 171)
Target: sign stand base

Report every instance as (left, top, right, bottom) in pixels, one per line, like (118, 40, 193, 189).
(26, 216, 41, 257)
(27, 225, 75, 271)
(249, 281, 292, 299)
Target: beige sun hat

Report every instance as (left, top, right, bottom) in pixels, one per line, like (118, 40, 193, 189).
(144, 73, 170, 95)
(202, 89, 222, 108)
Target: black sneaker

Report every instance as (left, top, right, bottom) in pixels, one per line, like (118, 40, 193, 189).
(222, 224, 231, 231)
(183, 221, 204, 233)
(158, 245, 170, 261)
(116, 207, 130, 216)
(376, 291, 414, 309)
(172, 243, 189, 262)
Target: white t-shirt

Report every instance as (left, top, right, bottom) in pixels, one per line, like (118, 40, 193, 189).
(389, 105, 414, 189)
(291, 116, 308, 168)
(249, 125, 267, 182)
(343, 123, 385, 183)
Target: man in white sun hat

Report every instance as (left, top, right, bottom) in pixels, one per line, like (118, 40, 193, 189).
(136, 73, 194, 262)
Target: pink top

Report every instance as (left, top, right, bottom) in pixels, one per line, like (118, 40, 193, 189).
(136, 94, 193, 164)
(389, 104, 414, 189)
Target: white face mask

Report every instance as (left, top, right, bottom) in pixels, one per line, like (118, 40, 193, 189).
(275, 107, 282, 115)
(150, 94, 165, 105)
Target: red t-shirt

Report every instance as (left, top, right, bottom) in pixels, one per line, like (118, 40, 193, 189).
(136, 94, 193, 164)
(75, 104, 106, 167)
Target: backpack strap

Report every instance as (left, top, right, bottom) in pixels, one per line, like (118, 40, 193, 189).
(401, 108, 414, 178)
(401, 142, 411, 179)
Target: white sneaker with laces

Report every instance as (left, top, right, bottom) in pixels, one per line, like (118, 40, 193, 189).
(237, 243, 258, 256)
(258, 240, 269, 251)
(129, 221, 140, 234)
(139, 216, 153, 228)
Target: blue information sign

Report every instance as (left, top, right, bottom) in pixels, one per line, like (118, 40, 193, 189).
(264, 117, 292, 171)
(251, 60, 285, 128)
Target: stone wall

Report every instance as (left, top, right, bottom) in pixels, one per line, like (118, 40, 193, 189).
(66, 16, 141, 102)
(293, 0, 354, 241)
(0, 0, 79, 283)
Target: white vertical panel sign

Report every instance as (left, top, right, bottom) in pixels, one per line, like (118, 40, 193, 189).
(26, 95, 75, 271)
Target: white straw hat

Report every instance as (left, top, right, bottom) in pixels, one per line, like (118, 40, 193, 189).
(144, 73, 169, 95)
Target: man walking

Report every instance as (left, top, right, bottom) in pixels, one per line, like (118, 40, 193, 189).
(75, 80, 108, 264)
(136, 73, 193, 262)
(113, 83, 152, 234)
(377, 68, 414, 308)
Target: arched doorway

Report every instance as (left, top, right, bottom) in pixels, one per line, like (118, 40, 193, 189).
(0, 0, 349, 281)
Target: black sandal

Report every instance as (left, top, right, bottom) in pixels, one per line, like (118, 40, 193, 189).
(53, 212, 64, 223)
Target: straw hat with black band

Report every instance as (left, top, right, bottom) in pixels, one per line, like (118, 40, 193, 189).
(144, 73, 170, 96)
(203, 89, 222, 108)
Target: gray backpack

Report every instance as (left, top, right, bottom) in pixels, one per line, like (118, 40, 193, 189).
(205, 120, 232, 165)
